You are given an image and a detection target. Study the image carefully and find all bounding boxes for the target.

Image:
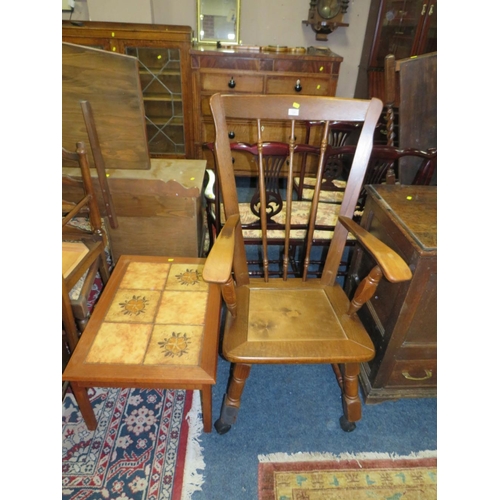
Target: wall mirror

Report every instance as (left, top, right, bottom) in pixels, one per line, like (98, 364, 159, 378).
(196, 0, 240, 45)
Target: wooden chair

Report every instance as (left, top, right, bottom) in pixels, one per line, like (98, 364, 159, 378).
(205, 141, 329, 276)
(203, 93, 412, 433)
(296, 144, 438, 205)
(293, 121, 361, 199)
(291, 144, 436, 276)
(62, 141, 110, 352)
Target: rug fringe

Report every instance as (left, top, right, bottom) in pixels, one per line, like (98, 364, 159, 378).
(258, 450, 437, 466)
(181, 391, 206, 500)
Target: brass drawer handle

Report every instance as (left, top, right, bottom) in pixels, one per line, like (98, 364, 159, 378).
(228, 76, 236, 89)
(402, 369, 432, 381)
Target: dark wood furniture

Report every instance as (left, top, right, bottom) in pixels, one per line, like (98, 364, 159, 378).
(295, 144, 437, 203)
(62, 255, 222, 433)
(190, 46, 343, 175)
(202, 93, 412, 434)
(345, 184, 436, 403)
(62, 21, 195, 159)
(354, 0, 437, 101)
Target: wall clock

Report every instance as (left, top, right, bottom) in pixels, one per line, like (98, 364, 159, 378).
(303, 0, 349, 41)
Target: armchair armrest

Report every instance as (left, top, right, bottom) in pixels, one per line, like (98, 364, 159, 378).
(338, 215, 411, 283)
(203, 214, 240, 284)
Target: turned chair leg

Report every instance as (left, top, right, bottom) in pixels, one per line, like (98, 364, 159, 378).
(214, 363, 251, 435)
(335, 362, 362, 432)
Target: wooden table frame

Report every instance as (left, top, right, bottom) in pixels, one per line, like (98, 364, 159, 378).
(63, 255, 222, 433)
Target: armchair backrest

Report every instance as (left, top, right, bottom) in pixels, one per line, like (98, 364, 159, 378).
(209, 93, 383, 285)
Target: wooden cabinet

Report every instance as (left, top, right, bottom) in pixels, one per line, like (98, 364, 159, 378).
(190, 47, 343, 176)
(354, 0, 437, 101)
(345, 184, 436, 403)
(62, 21, 195, 158)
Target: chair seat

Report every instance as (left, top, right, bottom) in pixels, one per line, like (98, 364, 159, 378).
(222, 278, 375, 363)
(218, 201, 361, 241)
(62, 242, 90, 279)
(293, 176, 347, 203)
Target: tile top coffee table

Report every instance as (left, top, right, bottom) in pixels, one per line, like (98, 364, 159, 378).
(63, 255, 221, 432)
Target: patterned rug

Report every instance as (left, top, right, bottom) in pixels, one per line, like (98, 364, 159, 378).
(258, 451, 437, 499)
(62, 387, 205, 500)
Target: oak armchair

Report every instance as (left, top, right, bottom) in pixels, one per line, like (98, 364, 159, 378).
(202, 93, 412, 433)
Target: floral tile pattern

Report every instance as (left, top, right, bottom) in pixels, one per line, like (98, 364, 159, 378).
(85, 262, 209, 367)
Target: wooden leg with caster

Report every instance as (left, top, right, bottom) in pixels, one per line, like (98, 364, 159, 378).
(338, 362, 362, 432)
(214, 363, 251, 435)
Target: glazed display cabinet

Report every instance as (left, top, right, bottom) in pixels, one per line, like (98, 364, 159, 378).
(62, 21, 195, 158)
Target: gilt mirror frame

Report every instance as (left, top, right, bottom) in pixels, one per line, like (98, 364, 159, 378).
(196, 0, 241, 45)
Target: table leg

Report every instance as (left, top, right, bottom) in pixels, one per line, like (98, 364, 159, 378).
(71, 384, 98, 430)
(200, 385, 212, 433)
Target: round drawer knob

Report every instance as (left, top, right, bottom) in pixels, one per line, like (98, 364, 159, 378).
(295, 79, 302, 92)
(228, 131, 235, 139)
(228, 77, 236, 89)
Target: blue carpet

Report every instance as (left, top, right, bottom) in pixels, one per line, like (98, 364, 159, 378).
(192, 356, 437, 499)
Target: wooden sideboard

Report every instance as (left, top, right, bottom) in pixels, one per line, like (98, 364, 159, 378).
(345, 184, 437, 403)
(190, 46, 343, 176)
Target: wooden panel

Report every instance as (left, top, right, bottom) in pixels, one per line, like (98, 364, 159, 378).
(62, 42, 150, 170)
(397, 53, 437, 184)
(200, 72, 264, 93)
(266, 76, 331, 95)
(196, 54, 261, 71)
(273, 59, 335, 74)
(62, 159, 206, 259)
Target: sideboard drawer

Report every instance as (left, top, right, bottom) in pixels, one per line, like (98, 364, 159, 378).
(200, 72, 264, 93)
(273, 59, 335, 74)
(386, 360, 437, 389)
(266, 75, 332, 95)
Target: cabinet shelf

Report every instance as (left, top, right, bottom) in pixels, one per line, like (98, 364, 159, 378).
(146, 116, 184, 126)
(138, 69, 181, 77)
(142, 93, 183, 102)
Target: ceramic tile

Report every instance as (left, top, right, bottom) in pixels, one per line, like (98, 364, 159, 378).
(105, 289, 162, 323)
(166, 264, 209, 291)
(155, 290, 208, 325)
(86, 323, 152, 364)
(143, 324, 205, 366)
(119, 262, 171, 290)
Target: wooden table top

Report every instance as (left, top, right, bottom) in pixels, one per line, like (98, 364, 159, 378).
(63, 255, 220, 385)
(366, 184, 437, 251)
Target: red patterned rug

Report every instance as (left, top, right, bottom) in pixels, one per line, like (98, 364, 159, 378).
(258, 451, 437, 499)
(62, 387, 205, 499)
